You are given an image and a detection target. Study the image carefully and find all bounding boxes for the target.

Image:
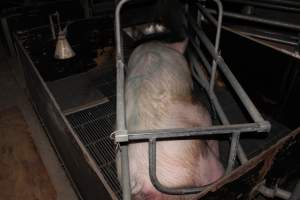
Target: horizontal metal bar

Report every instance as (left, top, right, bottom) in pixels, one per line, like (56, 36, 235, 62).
(236, 30, 298, 46)
(223, 0, 300, 13)
(256, 0, 300, 8)
(207, 8, 300, 32)
(116, 122, 270, 142)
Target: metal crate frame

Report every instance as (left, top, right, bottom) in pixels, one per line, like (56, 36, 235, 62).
(114, 0, 271, 199)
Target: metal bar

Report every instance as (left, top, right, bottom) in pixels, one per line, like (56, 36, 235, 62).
(208, 0, 223, 95)
(190, 38, 212, 74)
(126, 122, 268, 142)
(1, 17, 15, 56)
(237, 30, 298, 46)
(148, 138, 208, 195)
(225, 132, 240, 173)
(115, 0, 133, 199)
(197, 3, 218, 27)
(196, 3, 298, 60)
(120, 145, 131, 200)
(196, 3, 222, 95)
(115, 0, 131, 63)
(254, 0, 300, 8)
(189, 16, 269, 125)
(115, 0, 131, 131)
(223, 0, 300, 13)
(49, 14, 56, 40)
(207, 8, 300, 32)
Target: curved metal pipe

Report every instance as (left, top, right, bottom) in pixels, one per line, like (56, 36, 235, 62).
(148, 138, 209, 195)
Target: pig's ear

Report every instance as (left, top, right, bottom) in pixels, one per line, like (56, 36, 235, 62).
(176, 38, 189, 54)
(166, 38, 189, 54)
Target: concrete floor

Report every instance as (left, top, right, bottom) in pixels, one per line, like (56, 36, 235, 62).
(0, 38, 78, 200)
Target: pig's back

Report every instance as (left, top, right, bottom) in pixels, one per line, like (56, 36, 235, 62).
(125, 42, 195, 131)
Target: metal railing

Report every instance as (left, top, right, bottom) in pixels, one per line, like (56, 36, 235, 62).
(114, 0, 271, 199)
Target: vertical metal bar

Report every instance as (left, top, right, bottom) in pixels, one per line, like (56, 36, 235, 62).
(115, 1, 133, 199)
(1, 17, 15, 57)
(115, 0, 131, 63)
(209, 0, 223, 95)
(225, 132, 240, 173)
(49, 14, 57, 40)
(120, 145, 131, 200)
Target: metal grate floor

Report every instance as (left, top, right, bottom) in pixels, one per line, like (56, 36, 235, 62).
(66, 33, 135, 200)
(66, 66, 121, 199)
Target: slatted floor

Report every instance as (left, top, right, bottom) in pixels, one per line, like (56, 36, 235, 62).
(66, 66, 121, 199)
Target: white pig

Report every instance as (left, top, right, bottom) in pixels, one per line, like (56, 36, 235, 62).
(117, 40, 224, 200)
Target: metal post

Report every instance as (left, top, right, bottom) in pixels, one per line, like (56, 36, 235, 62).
(1, 17, 15, 57)
(115, 0, 133, 199)
(209, 0, 223, 95)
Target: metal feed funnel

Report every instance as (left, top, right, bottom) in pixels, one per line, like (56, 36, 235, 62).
(54, 30, 75, 59)
(50, 12, 75, 60)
